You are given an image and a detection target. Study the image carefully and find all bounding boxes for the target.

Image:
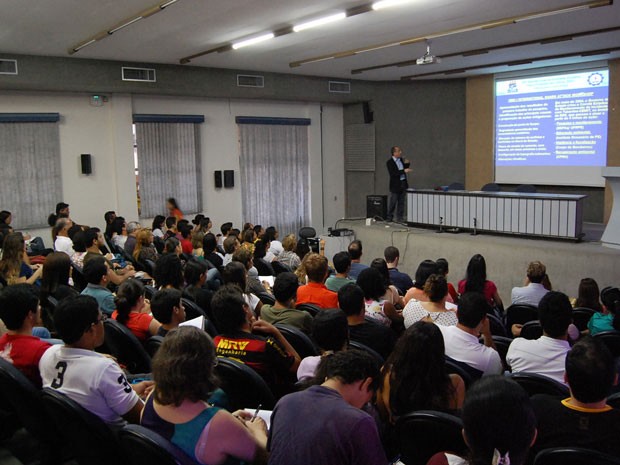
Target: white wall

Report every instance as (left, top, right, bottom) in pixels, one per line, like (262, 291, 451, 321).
(0, 91, 345, 245)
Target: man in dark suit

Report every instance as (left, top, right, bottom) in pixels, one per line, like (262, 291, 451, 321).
(386, 146, 411, 222)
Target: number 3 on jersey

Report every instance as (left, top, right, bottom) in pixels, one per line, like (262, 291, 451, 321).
(51, 361, 68, 388)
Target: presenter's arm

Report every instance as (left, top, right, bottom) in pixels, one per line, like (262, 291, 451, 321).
(403, 158, 412, 173)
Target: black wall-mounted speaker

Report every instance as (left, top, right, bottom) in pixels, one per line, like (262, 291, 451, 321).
(80, 154, 92, 175)
(214, 170, 222, 188)
(224, 170, 234, 188)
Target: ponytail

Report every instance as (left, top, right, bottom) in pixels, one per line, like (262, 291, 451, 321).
(114, 279, 145, 326)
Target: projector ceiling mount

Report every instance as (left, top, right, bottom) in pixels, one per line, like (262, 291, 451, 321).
(416, 40, 442, 65)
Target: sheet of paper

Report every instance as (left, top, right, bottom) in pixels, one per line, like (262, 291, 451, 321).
(259, 276, 274, 287)
(179, 315, 204, 330)
(243, 408, 272, 429)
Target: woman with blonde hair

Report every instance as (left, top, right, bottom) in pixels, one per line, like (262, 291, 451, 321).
(133, 229, 158, 263)
(0, 233, 43, 285)
(278, 234, 301, 271)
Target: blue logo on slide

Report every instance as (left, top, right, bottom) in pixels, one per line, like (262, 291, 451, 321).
(588, 72, 604, 86)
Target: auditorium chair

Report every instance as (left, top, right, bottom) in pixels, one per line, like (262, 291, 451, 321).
(41, 388, 128, 465)
(271, 261, 293, 275)
(520, 320, 543, 340)
(103, 319, 152, 374)
(274, 323, 319, 359)
(491, 335, 512, 371)
(71, 263, 88, 291)
(144, 284, 158, 300)
(594, 331, 620, 358)
(445, 356, 482, 389)
(533, 447, 620, 465)
(509, 372, 569, 397)
(295, 303, 321, 317)
(481, 182, 501, 192)
(119, 424, 200, 465)
(572, 307, 595, 332)
(0, 358, 67, 465)
(213, 357, 276, 411)
(395, 410, 467, 465)
(349, 340, 385, 366)
(181, 298, 219, 337)
(505, 304, 538, 335)
(256, 291, 276, 306)
(486, 312, 508, 337)
(144, 335, 165, 358)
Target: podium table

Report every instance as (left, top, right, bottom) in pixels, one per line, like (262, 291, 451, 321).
(406, 189, 585, 240)
(602, 167, 620, 248)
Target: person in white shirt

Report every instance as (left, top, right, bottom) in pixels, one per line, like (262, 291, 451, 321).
(506, 291, 572, 385)
(265, 226, 283, 258)
(438, 292, 503, 376)
(510, 261, 549, 307)
(53, 218, 74, 256)
(39, 295, 153, 429)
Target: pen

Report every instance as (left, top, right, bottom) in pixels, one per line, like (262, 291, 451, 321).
(251, 403, 262, 421)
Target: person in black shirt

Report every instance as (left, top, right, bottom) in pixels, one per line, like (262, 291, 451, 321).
(338, 283, 397, 360)
(203, 232, 223, 269)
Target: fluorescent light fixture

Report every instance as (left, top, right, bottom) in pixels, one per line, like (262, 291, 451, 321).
(293, 12, 346, 32)
(108, 16, 143, 34)
(372, 0, 413, 10)
(73, 39, 97, 52)
(160, 0, 178, 8)
(232, 33, 275, 50)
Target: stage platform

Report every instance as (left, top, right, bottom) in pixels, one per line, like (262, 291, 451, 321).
(333, 219, 620, 303)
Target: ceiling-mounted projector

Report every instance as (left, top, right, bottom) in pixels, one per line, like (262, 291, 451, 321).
(416, 41, 441, 65)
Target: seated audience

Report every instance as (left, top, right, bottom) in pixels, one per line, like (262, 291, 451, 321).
(0, 284, 51, 387)
(268, 350, 387, 465)
(510, 261, 549, 307)
(70, 230, 88, 268)
(232, 247, 268, 299)
(325, 251, 355, 292)
(218, 221, 233, 249)
(39, 295, 153, 428)
(277, 234, 301, 271)
(253, 239, 275, 276)
(529, 336, 620, 459)
(39, 252, 79, 325)
(265, 226, 283, 257)
(211, 284, 300, 391)
(384, 246, 413, 295)
(154, 253, 184, 290)
(151, 215, 166, 239)
(47, 202, 70, 228)
(163, 236, 183, 256)
(377, 321, 464, 425)
(83, 228, 135, 284)
(191, 231, 205, 259)
(133, 228, 158, 263)
(339, 283, 396, 360)
(112, 279, 161, 341)
(53, 218, 75, 256)
(295, 253, 339, 309)
(0, 232, 43, 285)
(80, 257, 116, 315)
(346, 240, 368, 280)
(110, 217, 128, 250)
(356, 267, 402, 327)
(222, 234, 240, 267)
(575, 277, 604, 312)
(506, 291, 572, 384)
(439, 292, 502, 376)
(163, 216, 178, 241)
(203, 232, 223, 269)
(458, 254, 503, 310)
(588, 286, 620, 335)
(178, 220, 194, 254)
(224, 260, 262, 316)
(370, 258, 404, 309)
(260, 272, 312, 333)
(403, 274, 457, 328)
(123, 221, 141, 257)
(150, 288, 186, 337)
(183, 260, 214, 313)
(436, 258, 459, 303)
(428, 376, 536, 465)
(297, 309, 349, 381)
(141, 326, 268, 464)
(403, 259, 438, 304)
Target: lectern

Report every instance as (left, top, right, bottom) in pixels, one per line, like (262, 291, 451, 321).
(601, 167, 620, 249)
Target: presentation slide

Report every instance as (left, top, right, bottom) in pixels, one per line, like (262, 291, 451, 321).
(494, 68, 609, 187)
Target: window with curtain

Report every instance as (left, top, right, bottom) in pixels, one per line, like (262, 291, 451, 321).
(0, 113, 62, 229)
(237, 117, 310, 236)
(134, 115, 203, 219)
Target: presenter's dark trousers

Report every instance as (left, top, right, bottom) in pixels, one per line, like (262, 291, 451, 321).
(387, 187, 406, 222)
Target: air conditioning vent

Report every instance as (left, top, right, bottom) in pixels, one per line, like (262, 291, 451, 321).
(0, 59, 18, 75)
(328, 81, 351, 93)
(122, 67, 156, 82)
(237, 74, 264, 88)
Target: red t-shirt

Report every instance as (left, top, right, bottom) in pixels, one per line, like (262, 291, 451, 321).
(296, 282, 339, 309)
(112, 311, 153, 341)
(458, 279, 497, 306)
(180, 238, 193, 254)
(0, 333, 51, 388)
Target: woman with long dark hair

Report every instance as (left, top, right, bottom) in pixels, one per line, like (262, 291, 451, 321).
(458, 254, 503, 310)
(113, 279, 160, 341)
(403, 259, 438, 304)
(356, 267, 403, 328)
(152, 215, 166, 239)
(588, 286, 620, 335)
(377, 321, 464, 425)
(575, 277, 603, 312)
(402, 274, 457, 328)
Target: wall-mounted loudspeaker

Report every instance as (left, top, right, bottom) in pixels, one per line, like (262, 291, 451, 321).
(214, 170, 222, 188)
(80, 154, 92, 175)
(224, 170, 234, 188)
